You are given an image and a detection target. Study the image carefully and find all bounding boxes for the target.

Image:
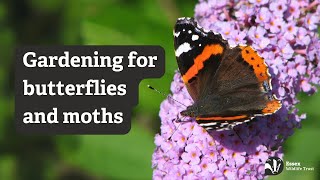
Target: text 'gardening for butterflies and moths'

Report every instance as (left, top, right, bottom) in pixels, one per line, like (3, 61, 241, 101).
(15, 46, 165, 134)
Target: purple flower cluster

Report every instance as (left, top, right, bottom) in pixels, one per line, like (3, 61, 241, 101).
(153, 0, 319, 179)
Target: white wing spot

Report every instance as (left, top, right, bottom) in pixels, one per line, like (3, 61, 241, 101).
(200, 122, 218, 127)
(192, 35, 199, 41)
(216, 127, 229, 131)
(221, 122, 229, 126)
(234, 122, 244, 125)
(174, 31, 180, 37)
(175, 43, 191, 57)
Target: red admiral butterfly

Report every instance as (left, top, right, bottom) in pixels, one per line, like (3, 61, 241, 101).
(174, 17, 281, 131)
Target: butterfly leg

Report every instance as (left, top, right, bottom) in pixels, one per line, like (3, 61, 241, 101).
(168, 116, 195, 141)
(168, 116, 186, 141)
(175, 116, 193, 123)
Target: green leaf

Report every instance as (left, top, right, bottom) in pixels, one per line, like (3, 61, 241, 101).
(82, 20, 137, 45)
(296, 92, 320, 127)
(29, 0, 63, 13)
(0, 156, 16, 180)
(57, 122, 155, 179)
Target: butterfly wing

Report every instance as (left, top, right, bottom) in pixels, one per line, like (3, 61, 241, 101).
(174, 18, 227, 101)
(194, 47, 281, 130)
(174, 18, 281, 131)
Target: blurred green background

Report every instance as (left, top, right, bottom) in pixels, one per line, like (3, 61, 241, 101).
(0, 0, 319, 179)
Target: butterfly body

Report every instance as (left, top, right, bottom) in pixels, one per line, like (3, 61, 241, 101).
(174, 17, 281, 131)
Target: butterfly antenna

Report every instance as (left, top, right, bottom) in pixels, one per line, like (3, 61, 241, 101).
(147, 85, 187, 107)
(147, 85, 191, 141)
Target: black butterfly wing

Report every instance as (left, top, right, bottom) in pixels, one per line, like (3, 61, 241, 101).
(212, 46, 281, 115)
(174, 18, 227, 101)
(174, 18, 281, 131)
(191, 46, 281, 130)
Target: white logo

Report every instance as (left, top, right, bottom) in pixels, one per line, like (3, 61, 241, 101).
(265, 157, 284, 175)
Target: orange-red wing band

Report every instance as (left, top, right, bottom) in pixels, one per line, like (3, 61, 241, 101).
(262, 99, 282, 114)
(182, 44, 224, 83)
(196, 115, 248, 121)
(240, 46, 269, 82)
